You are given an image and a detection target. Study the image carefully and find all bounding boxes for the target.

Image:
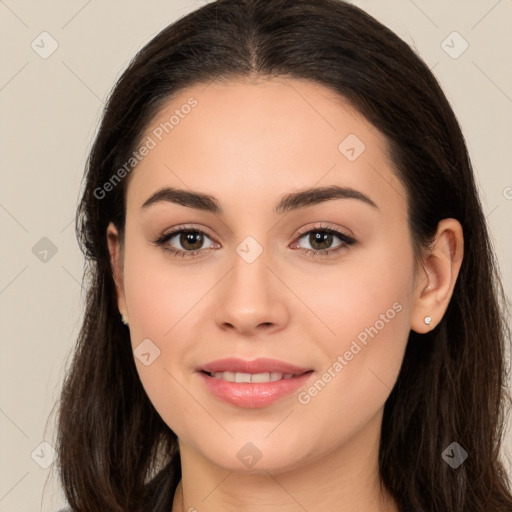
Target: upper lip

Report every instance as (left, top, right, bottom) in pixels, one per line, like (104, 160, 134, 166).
(199, 357, 312, 375)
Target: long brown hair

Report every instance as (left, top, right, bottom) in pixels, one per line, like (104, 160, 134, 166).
(54, 0, 512, 510)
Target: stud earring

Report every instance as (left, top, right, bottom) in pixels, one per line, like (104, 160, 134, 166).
(424, 315, 432, 326)
(121, 314, 129, 325)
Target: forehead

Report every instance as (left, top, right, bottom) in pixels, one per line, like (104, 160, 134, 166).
(126, 77, 406, 216)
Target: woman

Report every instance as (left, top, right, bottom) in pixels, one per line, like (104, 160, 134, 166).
(54, 0, 512, 510)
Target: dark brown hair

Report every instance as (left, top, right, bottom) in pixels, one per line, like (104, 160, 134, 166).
(53, 0, 512, 510)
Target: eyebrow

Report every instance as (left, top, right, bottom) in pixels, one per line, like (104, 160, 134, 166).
(141, 184, 378, 214)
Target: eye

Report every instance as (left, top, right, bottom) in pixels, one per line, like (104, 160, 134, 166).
(152, 225, 218, 258)
(152, 223, 357, 259)
(291, 223, 357, 258)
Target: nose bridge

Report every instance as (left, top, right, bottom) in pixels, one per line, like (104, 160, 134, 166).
(229, 234, 273, 301)
(214, 233, 288, 333)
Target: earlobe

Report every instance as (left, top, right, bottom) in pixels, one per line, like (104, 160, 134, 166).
(106, 222, 128, 322)
(410, 218, 464, 334)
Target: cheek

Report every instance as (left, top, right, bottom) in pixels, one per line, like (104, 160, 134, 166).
(293, 285, 412, 454)
(296, 301, 411, 437)
(121, 246, 200, 435)
(296, 232, 414, 404)
(122, 237, 211, 340)
(299, 230, 414, 348)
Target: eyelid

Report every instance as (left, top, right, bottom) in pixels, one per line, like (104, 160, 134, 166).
(155, 223, 218, 243)
(294, 222, 354, 239)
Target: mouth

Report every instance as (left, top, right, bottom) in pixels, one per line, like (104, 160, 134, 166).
(196, 357, 315, 408)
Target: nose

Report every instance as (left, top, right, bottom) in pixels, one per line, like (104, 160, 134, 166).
(214, 248, 289, 337)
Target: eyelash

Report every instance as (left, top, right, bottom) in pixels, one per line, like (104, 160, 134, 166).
(152, 223, 357, 260)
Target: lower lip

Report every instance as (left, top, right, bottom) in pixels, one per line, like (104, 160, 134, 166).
(197, 370, 315, 408)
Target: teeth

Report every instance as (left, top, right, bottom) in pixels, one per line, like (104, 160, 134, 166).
(211, 371, 296, 383)
(235, 372, 251, 383)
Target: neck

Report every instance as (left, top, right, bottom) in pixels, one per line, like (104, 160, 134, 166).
(171, 410, 398, 512)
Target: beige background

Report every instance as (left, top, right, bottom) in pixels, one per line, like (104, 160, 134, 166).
(1, 1, 511, 510)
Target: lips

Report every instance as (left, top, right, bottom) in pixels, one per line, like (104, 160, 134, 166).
(196, 357, 315, 408)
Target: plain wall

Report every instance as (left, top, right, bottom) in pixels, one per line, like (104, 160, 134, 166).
(0, 1, 511, 510)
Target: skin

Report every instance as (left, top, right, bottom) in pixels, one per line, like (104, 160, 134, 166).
(107, 77, 463, 512)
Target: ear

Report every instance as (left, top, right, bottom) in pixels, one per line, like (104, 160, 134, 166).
(106, 222, 128, 322)
(410, 218, 464, 333)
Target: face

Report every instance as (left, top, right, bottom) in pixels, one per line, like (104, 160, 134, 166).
(108, 77, 420, 474)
